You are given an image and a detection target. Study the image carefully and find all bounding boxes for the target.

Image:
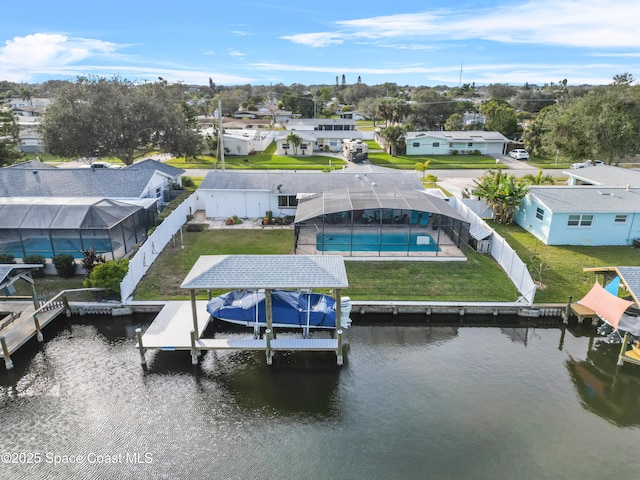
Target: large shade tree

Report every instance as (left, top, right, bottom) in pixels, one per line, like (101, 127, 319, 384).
(39, 76, 202, 165)
(0, 107, 22, 166)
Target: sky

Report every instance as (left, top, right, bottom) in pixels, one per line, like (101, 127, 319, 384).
(2, 0, 639, 88)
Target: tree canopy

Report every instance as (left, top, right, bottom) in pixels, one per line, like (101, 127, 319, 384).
(39, 77, 202, 165)
(0, 107, 22, 166)
(472, 169, 529, 225)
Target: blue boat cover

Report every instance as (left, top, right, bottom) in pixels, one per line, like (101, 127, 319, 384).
(206, 289, 336, 328)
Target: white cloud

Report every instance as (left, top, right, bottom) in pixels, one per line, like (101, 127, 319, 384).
(0, 33, 121, 81)
(227, 49, 245, 58)
(282, 0, 640, 49)
(280, 32, 344, 47)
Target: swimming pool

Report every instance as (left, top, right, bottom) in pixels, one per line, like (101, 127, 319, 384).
(316, 232, 440, 252)
(0, 237, 113, 259)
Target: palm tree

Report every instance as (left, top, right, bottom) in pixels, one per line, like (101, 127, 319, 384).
(286, 131, 302, 155)
(473, 169, 529, 224)
(380, 125, 406, 156)
(415, 160, 431, 179)
(521, 169, 555, 185)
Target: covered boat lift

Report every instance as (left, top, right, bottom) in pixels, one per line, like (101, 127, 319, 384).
(137, 255, 350, 366)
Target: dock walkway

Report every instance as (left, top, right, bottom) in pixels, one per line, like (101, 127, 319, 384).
(137, 300, 343, 365)
(0, 301, 65, 368)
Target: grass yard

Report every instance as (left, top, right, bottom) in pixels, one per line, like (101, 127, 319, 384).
(167, 143, 347, 171)
(132, 229, 519, 302)
(368, 152, 501, 170)
(491, 222, 640, 303)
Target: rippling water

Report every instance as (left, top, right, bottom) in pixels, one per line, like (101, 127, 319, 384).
(1, 314, 639, 480)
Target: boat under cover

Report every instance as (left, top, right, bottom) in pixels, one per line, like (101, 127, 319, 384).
(206, 289, 349, 329)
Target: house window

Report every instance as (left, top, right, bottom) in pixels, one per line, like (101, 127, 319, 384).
(468, 142, 473, 147)
(155, 187, 162, 198)
(535, 207, 544, 221)
(278, 195, 298, 208)
(334, 125, 343, 130)
(432, 142, 440, 147)
(568, 214, 593, 227)
(300, 144, 308, 150)
(413, 142, 420, 148)
(282, 143, 289, 149)
(615, 214, 628, 223)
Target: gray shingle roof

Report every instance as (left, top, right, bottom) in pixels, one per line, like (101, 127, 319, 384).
(406, 131, 509, 143)
(617, 267, 640, 305)
(181, 255, 349, 289)
(528, 186, 640, 213)
(125, 158, 185, 178)
(198, 171, 424, 194)
(564, 165, 640, 187)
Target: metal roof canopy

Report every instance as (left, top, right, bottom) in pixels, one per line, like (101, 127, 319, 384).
(469, 224, 493, 241)
(294, 186, 467, 224)
(583, 266, 640, 307)
(181, 255, 349, 290)
(0, 264, 43, 290)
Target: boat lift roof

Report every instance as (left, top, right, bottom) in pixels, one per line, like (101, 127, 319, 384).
(180, 255, 349, 290)
(583, 266, 640, 307)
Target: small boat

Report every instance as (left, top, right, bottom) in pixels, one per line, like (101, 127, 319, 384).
(206, 289, 352, 330)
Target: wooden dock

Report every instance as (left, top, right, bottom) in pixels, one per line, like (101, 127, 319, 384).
(0, 300, 66, 369)
(137, 301, 344, 366)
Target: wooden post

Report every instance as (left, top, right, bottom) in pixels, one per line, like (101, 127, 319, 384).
(189, 289, 199, 333)
(336, 329, 343, 365)
(563, 296, 572, 324)
(618, 332, 631, 366)
(135, 328, 146, 366)
(62, 292, 71, 317)
(29, 282, 43, 341)
(265, 328, 273, 365)
(190, 329, 198, 365)
(1, 336, 13, 369)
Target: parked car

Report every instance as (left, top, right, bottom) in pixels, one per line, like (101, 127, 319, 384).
(508, 149, 529, 160)
(79, 161, 120, 169)
(570, 159, 604, 169)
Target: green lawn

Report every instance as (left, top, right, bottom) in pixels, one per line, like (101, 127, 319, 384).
(166, 143, 347, 171)
(491, 222, 640, 303)
(131, 229, 519, 302)
(368, 152, 501, 170)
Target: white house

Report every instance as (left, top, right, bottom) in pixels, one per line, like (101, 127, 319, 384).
(404, 131, 509, 156)
(195, 171, 425, 219)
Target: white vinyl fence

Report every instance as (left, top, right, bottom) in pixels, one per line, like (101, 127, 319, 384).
(120, 193, 199, 303)
(450, 198, 537, 305)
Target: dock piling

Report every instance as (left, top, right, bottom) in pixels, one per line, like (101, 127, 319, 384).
(190, 329, 198, 365)
(135, 328, 146, 366)
(563, 296, 572, 324)
(1, 336, 14, 370)
(34, 316, 43, 342)
(618, 333, 631, 366)
(265, 328, 273, 365)
(336, 329, 343, 365)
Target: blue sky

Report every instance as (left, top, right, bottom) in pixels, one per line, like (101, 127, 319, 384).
(2, 0, 639, 87)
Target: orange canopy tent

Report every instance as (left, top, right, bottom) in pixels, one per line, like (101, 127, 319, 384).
(577, 281, 634, 330)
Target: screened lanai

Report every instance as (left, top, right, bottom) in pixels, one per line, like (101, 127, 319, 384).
(294, 186, 470, 258)
(0, 197, 149, 260)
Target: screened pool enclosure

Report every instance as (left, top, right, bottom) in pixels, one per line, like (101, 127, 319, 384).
(0, 198, 149, 260)
(294, 187, 470, 258)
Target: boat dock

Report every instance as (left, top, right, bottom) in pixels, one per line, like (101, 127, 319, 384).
(136, 255, 350, 367)
(0, 299, 66, 369)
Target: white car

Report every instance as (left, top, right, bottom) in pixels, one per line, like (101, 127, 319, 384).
(570, 160, 604, 169)
(79, 161, 120, 169)
(508, 149, 529, 160)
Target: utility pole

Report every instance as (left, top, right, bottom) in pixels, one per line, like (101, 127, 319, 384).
(218, 96, 225, 171)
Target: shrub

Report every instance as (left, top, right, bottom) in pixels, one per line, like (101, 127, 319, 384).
(81, 247, 106, 278)
(83, 259, 129, 293)
(0, 253, 15, 264)
(52, 254, 77, 278)
(186, 223, 207, 232)
(426, 174, 438, 183)
(182, 176, 195, 188)
(451, 149, 459, 155)
(23, 254, 46, 277)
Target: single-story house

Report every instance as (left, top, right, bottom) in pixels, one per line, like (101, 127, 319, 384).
(514, 185, 640, 246)
(0, 158, 184, 208)
(285, 118, 358, 132)
(404, 131, 509, 156)
(274, 130, 363, 155)
(195, 170, 425, 219)
(564, 165, 640, 187)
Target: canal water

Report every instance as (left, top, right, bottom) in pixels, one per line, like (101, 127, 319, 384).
(1, 314, 639, 479)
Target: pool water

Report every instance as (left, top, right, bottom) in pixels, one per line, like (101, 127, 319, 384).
(316, 232, 440, 252)
(0, 237, 112, 259)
